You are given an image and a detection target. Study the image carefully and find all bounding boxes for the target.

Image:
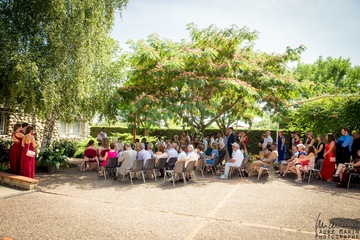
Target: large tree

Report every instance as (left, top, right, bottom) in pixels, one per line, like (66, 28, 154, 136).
(286, 57, 360, 134)
(0, 0, 128, 148)
(115, 24, 305, 135)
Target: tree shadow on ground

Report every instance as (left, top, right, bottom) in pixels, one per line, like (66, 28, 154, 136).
(329, 217, 360, 230)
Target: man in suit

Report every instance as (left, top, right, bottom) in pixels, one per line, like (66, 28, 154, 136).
(117, 143, 137, 179)
(226, 127, 235, 157)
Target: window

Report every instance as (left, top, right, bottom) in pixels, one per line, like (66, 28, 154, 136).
(0, 112, 8, 135)
(59, 121, 83, 137)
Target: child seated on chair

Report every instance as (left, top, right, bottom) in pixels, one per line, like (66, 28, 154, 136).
(289, 145, 316, 182)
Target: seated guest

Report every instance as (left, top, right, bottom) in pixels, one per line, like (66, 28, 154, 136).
(290, 145, 316, 182)
(136, 143, 152, 178)
(141, 138, 148, 150)
(154, 143, 169, 177)
(166, 143, 179, 162)
(178, 144, 198, 167)
(137, 143, 151, 166)
(282, 144, 307, 177)
(80, 140, 99, 172)
(178, 144, 198, 180)
(178, 145, 187, 160)
(99, 143, 117, 177)
(219, 143, 244, 179)
(206, 142, 219, 171)
(147, 142, 154, 157)
(154, 144, 168, 161)
(197, 145, 206, 159)
(117, 143, 137, 178)
(337, 149, 360, 188)
(214, 132, 224, 145)
(217, 142, 227, 165)
(278, 145, 298, 176)
(244, 143, 278, 177)
(98, 138, 110, 161)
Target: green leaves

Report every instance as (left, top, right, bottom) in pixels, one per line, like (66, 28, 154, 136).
(115, 24, 303, 133)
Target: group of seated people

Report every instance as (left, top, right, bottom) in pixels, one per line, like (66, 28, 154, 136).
(79, 130, 360, 187)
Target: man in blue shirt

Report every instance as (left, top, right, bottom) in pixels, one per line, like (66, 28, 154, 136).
(336, 128, 353, 164)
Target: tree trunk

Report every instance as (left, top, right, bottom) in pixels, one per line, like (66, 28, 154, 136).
(41, 110, 57, 151)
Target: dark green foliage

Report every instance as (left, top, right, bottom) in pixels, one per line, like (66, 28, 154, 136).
(0, 139, 11, 163)
(287, 97, 360, 136)
(52, 139, 77, 157)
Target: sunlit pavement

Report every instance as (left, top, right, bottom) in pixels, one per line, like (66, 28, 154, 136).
(1, 163, 359, 240)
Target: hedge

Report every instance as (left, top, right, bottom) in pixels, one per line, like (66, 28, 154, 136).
(90, 127, 295, 155)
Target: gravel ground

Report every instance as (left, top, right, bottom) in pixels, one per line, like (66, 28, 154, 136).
(0, 159, 359, 240)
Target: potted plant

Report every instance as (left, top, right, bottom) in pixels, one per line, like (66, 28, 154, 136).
(38, 148, 70, 173)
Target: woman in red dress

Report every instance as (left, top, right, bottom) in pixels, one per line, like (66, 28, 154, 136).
(9, 124, 24, 174)
(20, 126, 36, 178)
(321, 133, 336, 181)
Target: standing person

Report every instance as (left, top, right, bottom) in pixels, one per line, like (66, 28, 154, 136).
(305, 132, 315, 147)
(336, 128, 353, 165)
(288, 132, 295, 157)
(21, 122, 29, 134)
(96, 127, 107, 146)
(293, 132, 302, 146)
(314, 134, 325, 170)
(226, 127, 235, 157)
(258, 134, 265, 153)
(262, 131, 273, 150)
(20, 126, 36, 178)
(321, 133, 336, 181)
(9, 124, 24, 174)
(351, 131, 360, 160)
(277, 131, 286, 163)
(115, 137, 123, 154)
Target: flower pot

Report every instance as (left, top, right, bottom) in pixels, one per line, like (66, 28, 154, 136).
(47, 165, 56, 174)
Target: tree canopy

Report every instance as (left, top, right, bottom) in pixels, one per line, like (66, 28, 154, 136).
(286, 56, 360, 135)
(0, 0, 128, 146)
(113, 23, 305, 134)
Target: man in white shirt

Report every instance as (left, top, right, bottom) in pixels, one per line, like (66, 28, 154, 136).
(137, 143, 151, 166)
(96, 127, 107, 146)
(166, 143, 179, 162)
(178, 144, 198, 167)
(117, 143, 137, 178)
(177, 145, 187, 160)
(262, 130, 273, 150)
(215, 132, 224, 146)
(220, 143, 244, 179)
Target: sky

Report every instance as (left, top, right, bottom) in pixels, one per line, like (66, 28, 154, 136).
(111, 0, 360, 66)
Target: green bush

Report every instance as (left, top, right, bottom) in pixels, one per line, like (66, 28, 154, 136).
(0, 139, 11, 163)
(52, 139, 77, 157)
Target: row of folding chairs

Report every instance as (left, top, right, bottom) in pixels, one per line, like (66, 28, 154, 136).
(102, 157, 206, 186)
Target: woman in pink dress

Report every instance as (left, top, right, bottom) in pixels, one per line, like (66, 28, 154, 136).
(9, 124, 24, 174)
(99, 143, 118, 177)
(321, 133, 336, 181)
(20, 126, 36, 178)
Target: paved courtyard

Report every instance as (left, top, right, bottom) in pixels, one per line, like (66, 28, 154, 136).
(0, 160, 359, 240)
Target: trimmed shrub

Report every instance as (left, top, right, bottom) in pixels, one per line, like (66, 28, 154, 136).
(52, 139, 77, 157)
